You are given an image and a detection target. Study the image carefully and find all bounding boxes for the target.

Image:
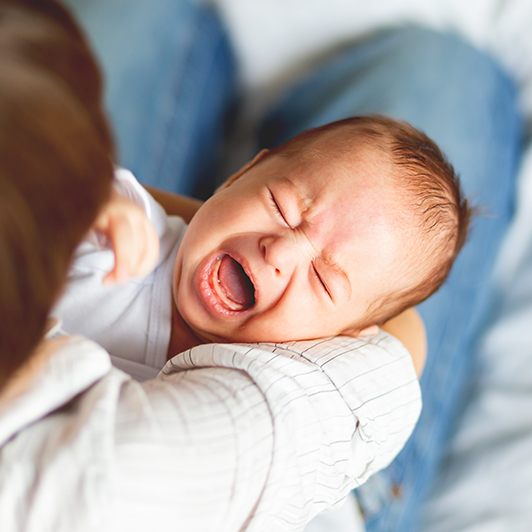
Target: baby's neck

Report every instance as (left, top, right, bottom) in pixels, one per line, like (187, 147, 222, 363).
(167, 302, 205, 360)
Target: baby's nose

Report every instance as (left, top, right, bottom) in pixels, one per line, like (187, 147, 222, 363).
(259, 234, 305, 276)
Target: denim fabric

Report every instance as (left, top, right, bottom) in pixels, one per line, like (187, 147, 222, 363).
(65, 0, 237, 198)
(260, 27, 523, 532)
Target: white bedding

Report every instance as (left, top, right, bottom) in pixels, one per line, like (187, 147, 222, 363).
(213, 0, 532, 528)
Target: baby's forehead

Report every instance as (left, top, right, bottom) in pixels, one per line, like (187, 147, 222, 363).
(270, 140, 397, 194)
(267, 153, 416, 233)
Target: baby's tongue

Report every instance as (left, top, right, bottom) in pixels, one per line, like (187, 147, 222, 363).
(218, 255, 255, 308)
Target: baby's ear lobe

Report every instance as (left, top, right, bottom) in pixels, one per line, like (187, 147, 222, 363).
(218, 149, 270, 190)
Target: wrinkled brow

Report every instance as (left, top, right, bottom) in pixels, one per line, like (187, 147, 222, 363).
(287, 180, 352, 301)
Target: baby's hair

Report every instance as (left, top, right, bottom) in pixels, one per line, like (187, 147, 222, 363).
(0, 0, 114, 388)
(270, 115, 472, 327)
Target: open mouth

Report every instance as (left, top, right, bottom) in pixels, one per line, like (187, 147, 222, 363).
(199, 254, 256, 314)
(212, 255, 255, 310)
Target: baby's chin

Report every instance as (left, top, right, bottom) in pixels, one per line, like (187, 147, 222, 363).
(188, 320, 308, 345)
(181, 315, 259, 345)
(184, 318, 247, 345)
(175, 299, 234, 345)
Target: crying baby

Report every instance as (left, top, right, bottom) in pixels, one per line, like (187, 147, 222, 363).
(55, 115, 470, 371)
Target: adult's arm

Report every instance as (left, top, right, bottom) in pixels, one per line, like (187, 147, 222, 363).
(108, 334, 421, 531)
(381, 308, 427, 375)
(4, 331, 420, 531)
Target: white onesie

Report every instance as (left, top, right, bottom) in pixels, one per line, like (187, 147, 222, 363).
(53, 168, 185, 380)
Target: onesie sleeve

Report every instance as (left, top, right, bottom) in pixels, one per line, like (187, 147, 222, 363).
(109, 332, 421, 531)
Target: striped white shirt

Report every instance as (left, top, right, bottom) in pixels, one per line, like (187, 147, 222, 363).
(0, 331, 420, 532)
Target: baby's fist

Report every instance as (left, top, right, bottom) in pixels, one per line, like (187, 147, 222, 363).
(93, 192, 160, 284)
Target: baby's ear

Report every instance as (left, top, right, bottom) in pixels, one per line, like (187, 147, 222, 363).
(218, 149, 270, 190)
(342, 324, 379, 338)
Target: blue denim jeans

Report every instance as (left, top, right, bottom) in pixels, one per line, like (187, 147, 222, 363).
(65, 0, 236, 199)
(69, 3, 523, 530)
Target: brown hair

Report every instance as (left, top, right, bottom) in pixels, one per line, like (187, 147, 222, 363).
(271, 115, 472, 327)
(0, 0, 114, 388)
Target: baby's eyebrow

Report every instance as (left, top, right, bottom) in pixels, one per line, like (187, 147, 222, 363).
(320, 252, 352, 299)
(278, 177, 313, 212)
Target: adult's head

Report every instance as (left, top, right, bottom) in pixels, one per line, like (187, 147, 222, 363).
(0, 0, 114, 389)
(174, 115, 471, 343)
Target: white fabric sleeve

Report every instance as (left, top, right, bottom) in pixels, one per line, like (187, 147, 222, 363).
(0, 332, 420, 532)
(108, 332, 421, 532)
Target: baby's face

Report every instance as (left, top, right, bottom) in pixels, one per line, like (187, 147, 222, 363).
(173, 146, 420, 344)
